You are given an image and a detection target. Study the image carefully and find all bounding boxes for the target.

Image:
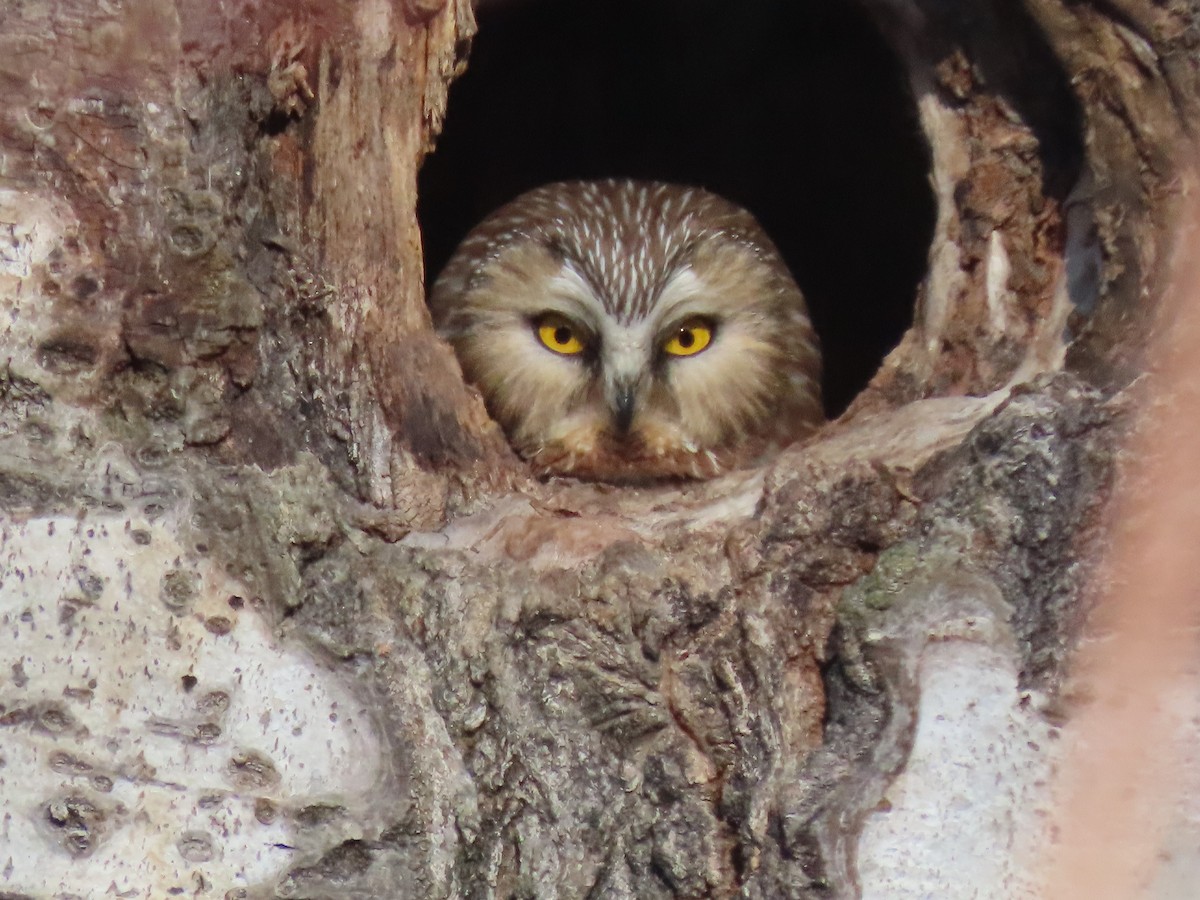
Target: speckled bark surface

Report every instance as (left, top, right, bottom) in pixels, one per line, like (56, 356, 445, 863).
(0, 0, 1196, 897)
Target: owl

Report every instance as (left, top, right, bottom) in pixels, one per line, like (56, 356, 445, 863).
(428, 180, 822, 481)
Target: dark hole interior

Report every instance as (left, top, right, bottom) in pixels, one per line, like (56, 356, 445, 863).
(418, 0, 936, 418)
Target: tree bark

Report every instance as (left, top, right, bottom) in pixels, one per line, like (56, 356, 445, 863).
(0, 1, 1196, 897)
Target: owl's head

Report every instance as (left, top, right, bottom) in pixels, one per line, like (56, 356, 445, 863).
(429, 180, 822, 481)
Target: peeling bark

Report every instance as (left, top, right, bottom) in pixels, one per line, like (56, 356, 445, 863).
(0, 0, 1197, 897)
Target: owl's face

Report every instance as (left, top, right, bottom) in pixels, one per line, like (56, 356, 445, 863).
(429, 181, 822, 481)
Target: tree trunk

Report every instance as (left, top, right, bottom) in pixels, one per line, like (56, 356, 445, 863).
(0, 1, 1195, 897)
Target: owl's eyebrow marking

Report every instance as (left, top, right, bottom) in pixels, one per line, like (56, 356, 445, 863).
(543, 260, 609, 322)
(650, 266, 710, 323)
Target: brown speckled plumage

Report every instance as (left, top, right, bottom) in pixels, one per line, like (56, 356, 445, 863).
(429, 180, 823, 481)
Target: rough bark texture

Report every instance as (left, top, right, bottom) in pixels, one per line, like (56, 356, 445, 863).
(0, 0, 1196, 897)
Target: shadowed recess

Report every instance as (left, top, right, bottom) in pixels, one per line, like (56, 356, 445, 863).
(419, 0, 935, 417)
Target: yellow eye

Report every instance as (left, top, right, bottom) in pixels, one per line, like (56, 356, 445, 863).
(536, 314, 586, 355)
(663, 320, 713, 357)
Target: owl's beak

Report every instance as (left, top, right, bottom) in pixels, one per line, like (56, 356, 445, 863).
(611, 383, 637, 435)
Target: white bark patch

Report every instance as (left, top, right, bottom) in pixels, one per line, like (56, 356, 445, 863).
(856, 618, 1200, 899)
(1011, 243, 1073, 383)
(0, 188, 64, 280)
(857, 639, 1054, 899)
(0, 188, 78, 359)
(0, 187, 122, 396)
(914, 85, 972, 353)
(986, 230, 1019, 337)
(0, 511, 382, 895)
